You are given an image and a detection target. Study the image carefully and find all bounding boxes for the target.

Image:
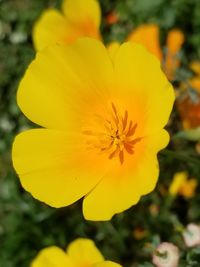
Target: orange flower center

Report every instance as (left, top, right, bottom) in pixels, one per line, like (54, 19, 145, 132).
(83, 103, 141, 164)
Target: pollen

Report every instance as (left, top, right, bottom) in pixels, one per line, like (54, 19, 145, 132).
(83, 103, 141, 164)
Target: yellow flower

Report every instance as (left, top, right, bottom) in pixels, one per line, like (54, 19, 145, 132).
(31, 238, 121, 267)
(189, 77, 200, 93)
(190, 61, 200, 76)
(127, 24, 184, 81)
(33, 0, 101, 51)
(164, 29, 185, 81)
(127, 24, 162, 61)
(169, 172, 198, 198)
(12, 38, 174, 221)
(189, 61, 200, 93)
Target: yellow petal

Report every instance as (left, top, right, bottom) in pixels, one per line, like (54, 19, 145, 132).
(107, 41, 120, 60)
(164, 29, 184, 80)
(62, 0, 101, 40)
(33, 0, 101, 51)
(190, 77, 200, 93)
(180, 178, 198, 198)
(33, 9, 71, 51)
(166, 29, 185, 54)
(12, 129, 106, 207)
(31, 246, 71, 267)
(190, 61, 200, 76)
(67, 238, 104, 266)
(93, 261, 122, 267)
(127, 24, 162, 60)
(169, 172, 187, 196)
(17, 38, 114, 130)
(83, 130, 169, 221)
(113, 42, 175, 135)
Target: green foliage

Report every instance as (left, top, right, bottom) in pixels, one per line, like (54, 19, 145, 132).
(0, 0, 200, 266)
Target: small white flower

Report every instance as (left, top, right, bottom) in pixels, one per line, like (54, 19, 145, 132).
(183, 223, 200, 247)
(9, 32, 27, 44)
(0, 116, 14, 132)
(152, 242, 179, 267)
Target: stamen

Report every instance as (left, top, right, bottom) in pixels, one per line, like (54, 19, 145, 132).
(83, 103, 142, 164)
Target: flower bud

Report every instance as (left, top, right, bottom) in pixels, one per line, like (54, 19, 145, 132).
(183, 223, 200, 247)
(152, 242, 179, 267)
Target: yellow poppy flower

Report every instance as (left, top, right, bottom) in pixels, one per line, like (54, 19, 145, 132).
(33, 0, 101, 51)
(127, 24, 184, 81)
(169, 172, 198, 198)
(127, 24, 162, 61)
(31, 238, 121, 267)
(12, 38, 174, 221)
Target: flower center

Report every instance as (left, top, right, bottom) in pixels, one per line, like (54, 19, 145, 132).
(83, 103, 141, 164)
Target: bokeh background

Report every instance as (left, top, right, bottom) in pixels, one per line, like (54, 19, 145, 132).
(1, 0, 200, 266)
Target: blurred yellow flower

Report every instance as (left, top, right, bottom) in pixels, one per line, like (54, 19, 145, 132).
(33, 0, 101, 51)
(127, 24, 184, 81)
(12, 38, 174, 221)
(169, 172, 198, 198)
(133, 227, 148, 240)
(177, 60, 200, 129)
(31, 238, 121, 267)
(189, 61, 200, 93)
(164, 29, 185, 81)
(128, 24, 162, 61)
(190, 61, 200, 75)
(149, 204, 159, 216)
(177, 92, 200, 129)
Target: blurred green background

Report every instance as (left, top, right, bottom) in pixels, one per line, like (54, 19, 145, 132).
(1, 0, 200, 266)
